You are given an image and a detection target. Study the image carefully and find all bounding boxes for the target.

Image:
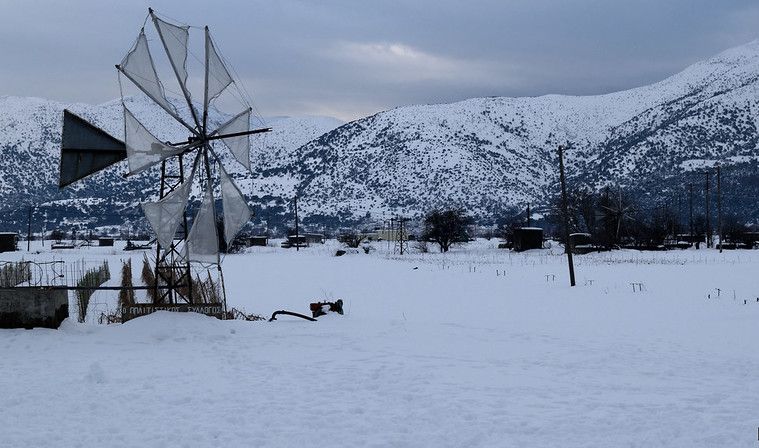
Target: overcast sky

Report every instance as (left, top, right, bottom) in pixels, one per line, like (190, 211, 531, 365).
(1, 1, 758, 121)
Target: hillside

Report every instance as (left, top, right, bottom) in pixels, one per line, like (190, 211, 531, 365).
(291, 41, 759, 224)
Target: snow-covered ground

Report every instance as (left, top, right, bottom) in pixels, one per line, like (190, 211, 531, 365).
(2, 240, 759, 447)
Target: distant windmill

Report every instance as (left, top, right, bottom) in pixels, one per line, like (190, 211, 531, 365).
(59, 9, 270, 306)
(600, 187, 636, 243)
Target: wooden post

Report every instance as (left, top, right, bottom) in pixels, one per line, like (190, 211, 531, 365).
(399, 218, 405, 255)
(294, 195, 299, 252)
(558, 145, 576, 287)
(717, 165, 722, 253)
(26, 205, 32, 252)
(676, 191, 682, 239)
(527, 203, 531, 227)
(390, 218, 394, 251)
(688, 183, 694, 245)
(705, 171, 711, 248)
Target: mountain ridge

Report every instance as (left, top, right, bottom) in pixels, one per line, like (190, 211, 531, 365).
(3, 41, 759, 232)
(289, 40, 759, 224)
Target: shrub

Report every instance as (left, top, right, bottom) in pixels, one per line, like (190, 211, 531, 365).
(76, 261, 110, 323)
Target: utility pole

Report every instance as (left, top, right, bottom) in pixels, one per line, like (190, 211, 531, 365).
(558, 144, 576, 287)
(294, 195, 299, 252)
(717, 165, 722, 253)
(705, 170, 711, 248)
(42, 211, 46, 247)
(399, 218, 404, 255)
(688, 183, 694, 244)
(526, 204, 531, 227)
(383, 217, 395, 250)
(26, 205, 32, 251)
(676, 191, 682, 239)
(399, 217, 405, 255)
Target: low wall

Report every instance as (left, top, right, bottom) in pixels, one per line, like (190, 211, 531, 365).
(0, 287, 69, 329)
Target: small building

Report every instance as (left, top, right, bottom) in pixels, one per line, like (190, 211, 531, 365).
(376, 229, 407, 241)
(674, 234, 703, 244)
(737, 231, 759, 248)
(362, 231, 380, 241)
(512, 227, 543, 252)
(0, 233, 19, 253)
(303, 233, 325, 244)
(664, 238, 691, 250)
(249, 236, 268, 247)
(98, 237, 114, 247)
(281, 235, 308, 248)
(569, 232, 596, 254)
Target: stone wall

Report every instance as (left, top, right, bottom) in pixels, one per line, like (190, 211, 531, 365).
(0, 287, 69, 329)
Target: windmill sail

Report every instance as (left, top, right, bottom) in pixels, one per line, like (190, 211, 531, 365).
(216, 108, 252, 170)
(204, 27, 233, 112)
(151, 12, 203, 129)
(59, 110, 126, 188)
(124, 107, 184, 175)
(118, 29, 176, 118)
(152, 16, 190, 94)
(219, 165, 251, 245)
(141, 160, 197, 249)
(185, 184, 220, 265)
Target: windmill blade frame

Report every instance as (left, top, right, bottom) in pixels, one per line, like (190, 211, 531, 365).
(149, 9, 202, 131)
(116, 28, 197, 134)
(114, 9, 271, 308)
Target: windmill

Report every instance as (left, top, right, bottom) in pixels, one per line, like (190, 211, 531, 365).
(599, 187, 637, 244)
(59, 9, 270, 311)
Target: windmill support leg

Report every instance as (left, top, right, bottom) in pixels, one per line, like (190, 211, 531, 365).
(217, 264, 228, 317)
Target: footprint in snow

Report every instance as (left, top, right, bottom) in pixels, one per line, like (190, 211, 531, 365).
(86, 362, 107, 384)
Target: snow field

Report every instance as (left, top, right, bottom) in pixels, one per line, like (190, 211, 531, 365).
(1, 240, 758, 447)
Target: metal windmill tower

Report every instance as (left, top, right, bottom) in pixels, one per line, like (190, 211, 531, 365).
(59, 9, 270, 312)
(392, 216, 410, 255)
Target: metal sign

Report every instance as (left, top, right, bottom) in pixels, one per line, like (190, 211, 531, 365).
(121, 303, 225, 322)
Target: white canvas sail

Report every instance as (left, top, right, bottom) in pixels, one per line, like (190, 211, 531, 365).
(204, 28, 233, 111)
(123, 107, 183, 175)
(153, 16, 190, 94)
(185, 185, 219, 265)
(119, 29, 175, 117)
(219, 165, 251, 245)
(141, 160, 196, 249)
(151, 13, 204, 130)
(216, 109, 251, 170)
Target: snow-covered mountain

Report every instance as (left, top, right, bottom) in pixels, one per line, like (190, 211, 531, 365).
(290, 40, 759, 224)
(250, 115, 344, 200)
(3, 40, 759, 232)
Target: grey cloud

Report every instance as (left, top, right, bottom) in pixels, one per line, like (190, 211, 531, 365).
(0, 0, 757, 121)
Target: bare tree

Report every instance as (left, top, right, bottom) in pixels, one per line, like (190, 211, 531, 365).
(338, 231, 366, 248)
(422, 208, 473, 253)
(722, 213, 747, 243)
